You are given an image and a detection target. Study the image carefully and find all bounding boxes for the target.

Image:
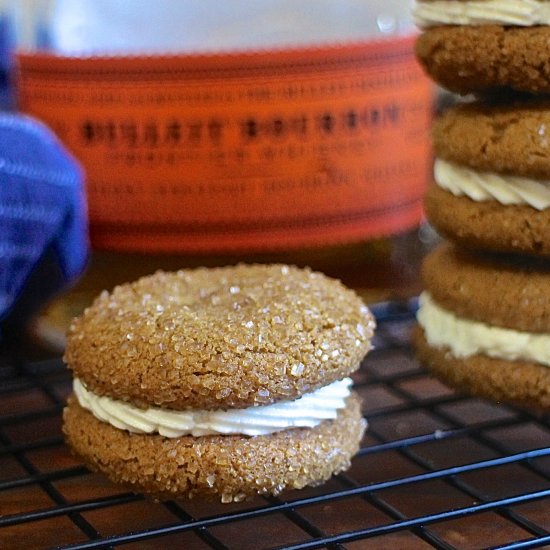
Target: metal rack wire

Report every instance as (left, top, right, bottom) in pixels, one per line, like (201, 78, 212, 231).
(1, 300, 549, 549)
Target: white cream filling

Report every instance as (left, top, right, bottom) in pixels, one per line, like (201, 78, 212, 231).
(434, 158, 550, 210)
(73, 377, 353, 437)
(417, 292, 550, 366)
(413, 0, 550, 28)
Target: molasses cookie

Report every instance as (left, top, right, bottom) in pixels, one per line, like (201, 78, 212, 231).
(415, 243, 550, 411)
(63, 264, 374, 502)
(426, 99, 550, 256)
(414, 1, 550, 94)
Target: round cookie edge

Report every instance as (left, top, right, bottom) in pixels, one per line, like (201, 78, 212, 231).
(62, 392, 366, 502)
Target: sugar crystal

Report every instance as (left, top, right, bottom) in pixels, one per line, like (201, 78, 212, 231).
(291, 362, 305, 376)
(206, 474, 216, 487)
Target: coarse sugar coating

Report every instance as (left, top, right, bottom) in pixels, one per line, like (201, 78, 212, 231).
(432, 99, 550, 180)
(416, 26, 550, 95)
(64, 264, 374, 410)
(415, 327, 550, 412)
(425, 184, 550, 257)
(421, 243, 550, 333)
(63, 393, 366, 502)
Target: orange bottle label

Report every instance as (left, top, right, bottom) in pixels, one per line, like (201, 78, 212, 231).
(16, 37, 433, 253)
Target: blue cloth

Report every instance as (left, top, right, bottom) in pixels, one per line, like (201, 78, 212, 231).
(0, 113, 89, 329)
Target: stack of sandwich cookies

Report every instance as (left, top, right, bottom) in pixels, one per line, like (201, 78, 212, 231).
(413, 0, 550, 256)
(412, 0, 550, 412)
(63, 264, 374, 502)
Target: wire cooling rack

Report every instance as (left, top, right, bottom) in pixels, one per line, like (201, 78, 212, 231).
(1, 299, 549, 550)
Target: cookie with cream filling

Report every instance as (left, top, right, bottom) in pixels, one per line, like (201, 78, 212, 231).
(63, 264, 374, 501)
(426, 99, 550, 256)
(414, 0, 550, 94)
(415, 243, 550, 411)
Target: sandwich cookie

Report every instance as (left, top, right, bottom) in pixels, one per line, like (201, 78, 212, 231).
(426, 99, 550, 256)
(414, 0, 550, 94)
(415, 243, 550, 411)
(63, 264, 374, 502)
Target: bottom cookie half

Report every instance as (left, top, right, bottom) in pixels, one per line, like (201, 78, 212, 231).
(63, 393, 366, 502)
(425, 184, 550, 257)
(415, 327, 550, 413)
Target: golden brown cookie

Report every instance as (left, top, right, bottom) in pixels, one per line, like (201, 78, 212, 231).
(427, 100, 550, 256)
(416, 26, 550, 95)
(432, 100, 550, 180)
(415, 329, 550, 411)
(415, 243, 550, 411)
(63, 264, 374, 500)
(64, 264, 374, 410)
(425, 184, 550, 256)
(63, 394, 366, 502)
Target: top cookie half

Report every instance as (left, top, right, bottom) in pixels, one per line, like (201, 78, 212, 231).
(414, 0, 550, 95)
(64, 264, 375, 411)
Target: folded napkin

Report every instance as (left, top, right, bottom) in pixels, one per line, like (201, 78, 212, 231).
(0, 113, 88, 333)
